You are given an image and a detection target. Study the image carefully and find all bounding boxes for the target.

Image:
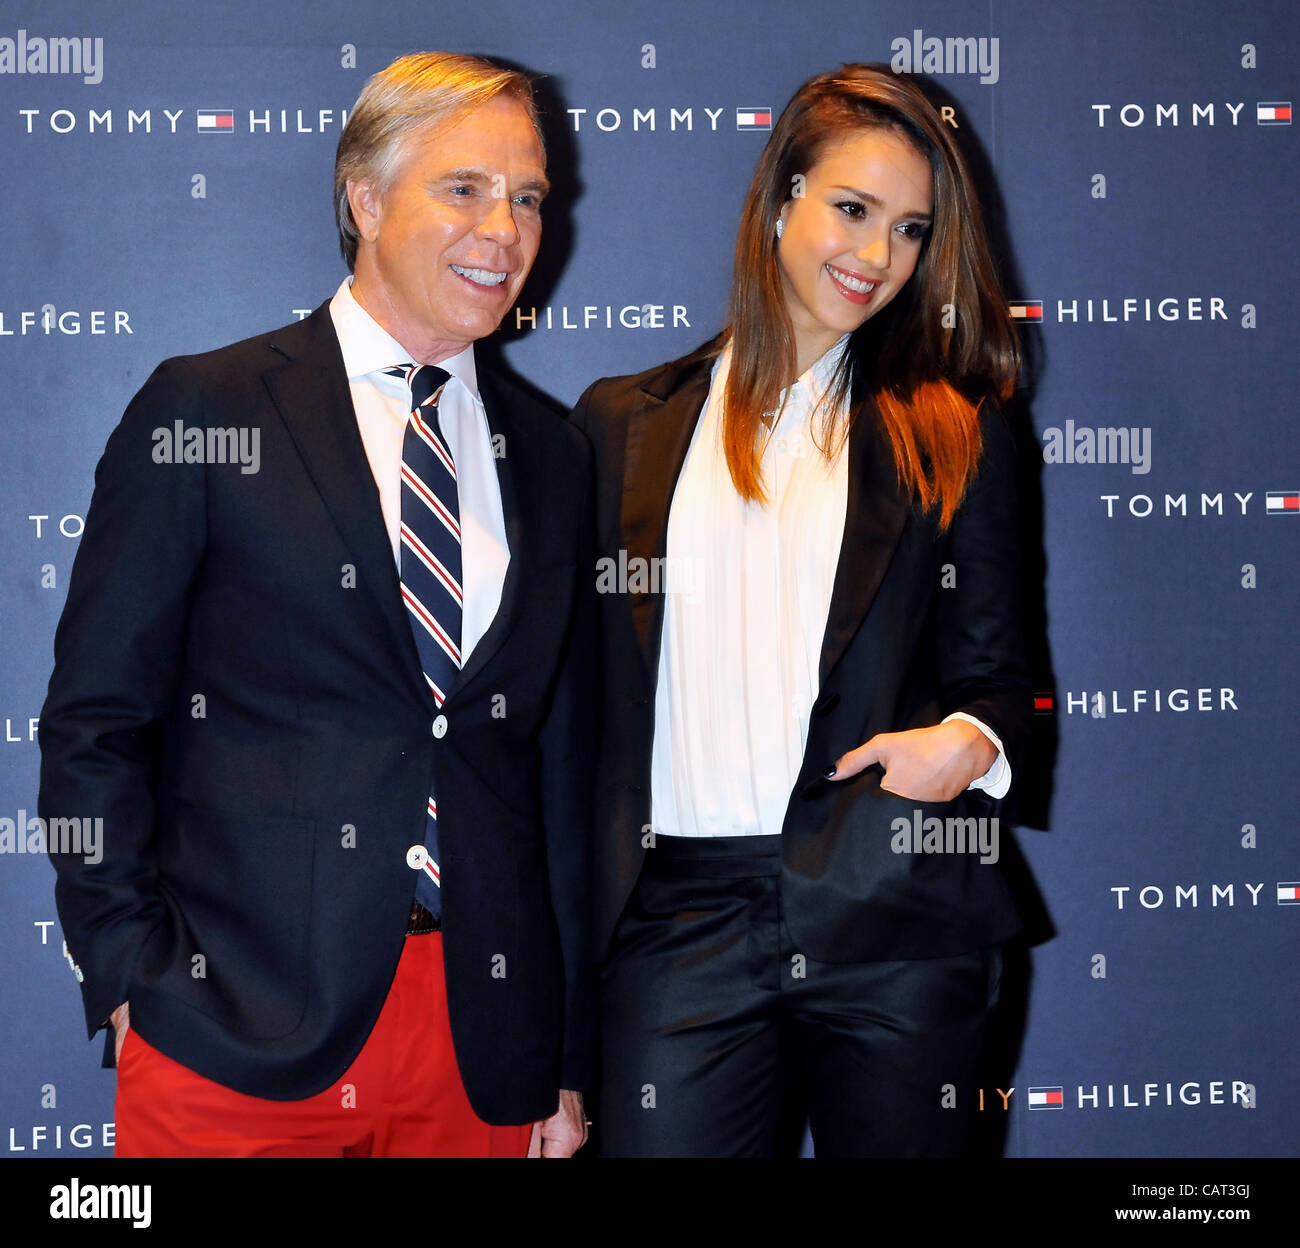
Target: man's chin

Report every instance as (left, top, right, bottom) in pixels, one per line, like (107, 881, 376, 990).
(440, 303, 514, 341)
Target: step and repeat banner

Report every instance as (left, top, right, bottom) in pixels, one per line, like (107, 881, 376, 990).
(1, 0, 1295, 1159)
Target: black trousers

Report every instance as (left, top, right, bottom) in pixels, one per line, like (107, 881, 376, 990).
(599, 835, 1003, 1158)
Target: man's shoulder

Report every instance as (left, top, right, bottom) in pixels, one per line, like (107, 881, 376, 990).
(118, 304, 341, 431)
(105, 303, 340, 463)
(156, 303, 336, 385)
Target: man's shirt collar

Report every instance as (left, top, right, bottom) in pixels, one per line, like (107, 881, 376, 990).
(329, 276, 480, 399)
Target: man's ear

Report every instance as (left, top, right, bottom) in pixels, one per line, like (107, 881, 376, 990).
(347, 177, 382, 244)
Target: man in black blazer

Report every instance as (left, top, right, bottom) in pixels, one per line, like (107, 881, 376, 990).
(39, 51, 595, 1156)
(574, 346, 1030, 1155)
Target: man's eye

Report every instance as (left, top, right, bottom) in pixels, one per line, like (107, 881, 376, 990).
(449, 184, 475, 197)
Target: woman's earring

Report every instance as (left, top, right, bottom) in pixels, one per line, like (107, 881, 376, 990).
(775, 219, 784, 240)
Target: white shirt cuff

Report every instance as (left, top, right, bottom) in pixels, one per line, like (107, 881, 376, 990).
(942, 712, 1011, 800)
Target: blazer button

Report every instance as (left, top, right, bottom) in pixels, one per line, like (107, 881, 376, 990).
(406, 844, 428, 870)
(432, 714, 448, 738)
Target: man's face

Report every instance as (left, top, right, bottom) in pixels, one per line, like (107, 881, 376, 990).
(348, 95, 548, 363)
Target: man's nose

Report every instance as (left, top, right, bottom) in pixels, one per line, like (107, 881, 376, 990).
(476, 193, 520, 246)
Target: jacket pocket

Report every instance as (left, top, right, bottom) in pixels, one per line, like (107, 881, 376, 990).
(142, 805, 316, 1041)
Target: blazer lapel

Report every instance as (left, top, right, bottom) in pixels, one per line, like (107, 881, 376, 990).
(817, 397, 912, 687)
(261, 305, 425, 692)
(620, 355, 714, 686)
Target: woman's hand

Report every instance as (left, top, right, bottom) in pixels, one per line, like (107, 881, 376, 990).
(827, 720, 997, 803)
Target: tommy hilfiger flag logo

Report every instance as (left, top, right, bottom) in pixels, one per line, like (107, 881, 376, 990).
(1027, 1087, 1064, 1110)
(1257, 102, 1292, 125)
(1034, 693, 1054, 715)
(1266, 492, 1299, 514)
(197, 109, 235, 133)
(736, 107, 772, 130)
(1009, 301, 1043, 322)
(1277, 883, 1300, 905)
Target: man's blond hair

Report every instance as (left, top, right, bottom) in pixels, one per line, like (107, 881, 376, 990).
(334, 51, 543, 270)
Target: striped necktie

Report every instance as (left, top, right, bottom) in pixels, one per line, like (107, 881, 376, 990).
(390, 363, 459, 917)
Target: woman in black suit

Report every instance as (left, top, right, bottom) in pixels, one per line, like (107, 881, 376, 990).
(573, 64, 1030, 1157)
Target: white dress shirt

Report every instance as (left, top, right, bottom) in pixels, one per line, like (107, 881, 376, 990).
(328, 277, 509, 662)
(650, 338, 1008, 840)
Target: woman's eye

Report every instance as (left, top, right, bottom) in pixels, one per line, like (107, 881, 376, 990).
(836, 200, 865, 219)
(897, 221, 929, 241)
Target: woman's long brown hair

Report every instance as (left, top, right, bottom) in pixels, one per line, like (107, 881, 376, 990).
(723, 64, 1020, 528)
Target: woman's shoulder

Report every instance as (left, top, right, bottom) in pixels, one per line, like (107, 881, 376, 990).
(571, 334, 724, 427)
(973, 391, 1022, 459)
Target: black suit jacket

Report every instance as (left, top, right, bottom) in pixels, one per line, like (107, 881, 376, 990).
(39, 303, 596, 1123)
(573, 345, 1031, 964)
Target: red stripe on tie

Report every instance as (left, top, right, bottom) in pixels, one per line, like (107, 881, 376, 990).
(402, 465, 461, 541)
(401, 586, 461, 666)
(400, 522, 463, 604)
(424, 860, 440, 886)
(428, 798, 437, 819)
(412, 410, 456, 479)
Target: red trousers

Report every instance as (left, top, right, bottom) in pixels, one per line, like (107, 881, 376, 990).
(114, 932, 533, 1157)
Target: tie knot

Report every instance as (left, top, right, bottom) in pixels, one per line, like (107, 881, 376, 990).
(410, 365, 452, 410)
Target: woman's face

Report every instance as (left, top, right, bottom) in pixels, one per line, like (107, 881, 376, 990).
(776, 126, 933, 370)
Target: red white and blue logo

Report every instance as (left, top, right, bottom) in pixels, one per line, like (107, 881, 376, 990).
(1027, 1086, 1064, 1110)
(736, 108, 772, 131)
(196, 109, 234, 134)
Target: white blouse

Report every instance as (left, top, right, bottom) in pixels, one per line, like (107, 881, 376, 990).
(650, 338, 1007, 839)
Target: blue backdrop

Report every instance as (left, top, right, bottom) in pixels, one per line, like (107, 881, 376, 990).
(1, 0, 1296, 1158)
